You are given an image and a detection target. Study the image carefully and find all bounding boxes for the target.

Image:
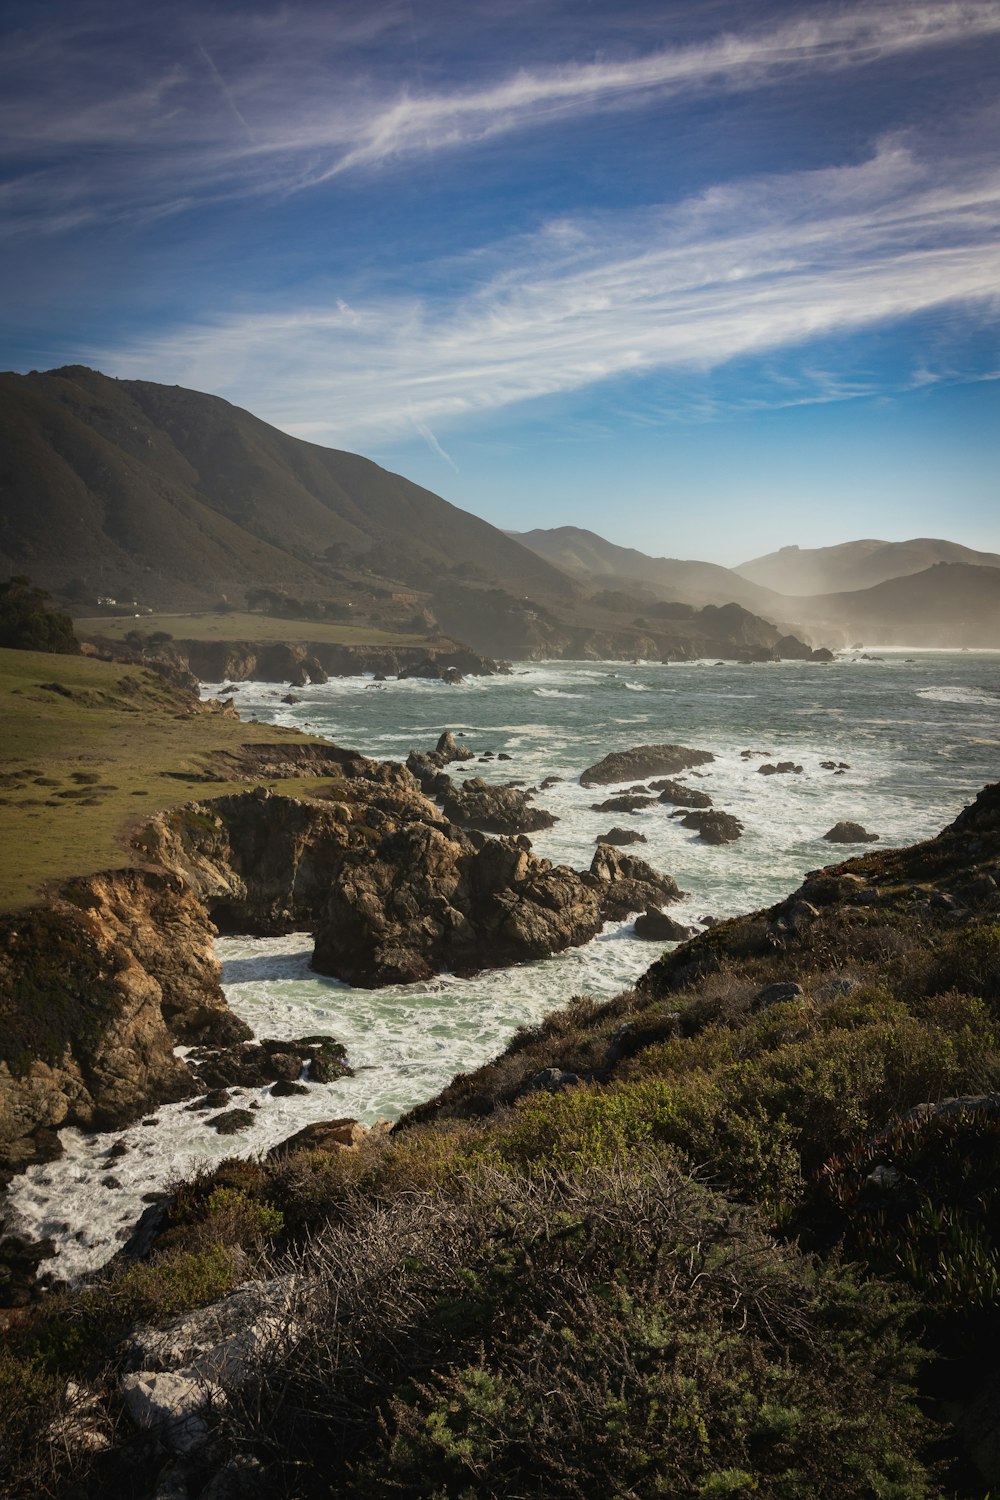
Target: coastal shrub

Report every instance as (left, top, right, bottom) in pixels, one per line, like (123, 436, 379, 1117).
(818, 1105, 1000, 1341)
(0, 1350, 83, 1499)
(10, 1245, 241, 1384)
(227, 1161, 932, 1498)
(926, 923, 1000, 1007)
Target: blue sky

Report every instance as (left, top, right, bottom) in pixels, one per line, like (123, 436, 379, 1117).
(1, 0, 998, 565)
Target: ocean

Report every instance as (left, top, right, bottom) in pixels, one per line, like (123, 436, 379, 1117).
(7, 652, 1000, 1280)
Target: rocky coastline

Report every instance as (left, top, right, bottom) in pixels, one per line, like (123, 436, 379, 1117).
(0, 732, 689, 1198)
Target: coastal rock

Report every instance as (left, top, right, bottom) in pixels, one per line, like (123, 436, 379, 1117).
(0, 871, 229, 1174)
(207, 1108, 255, 1135)
(810, 647, 835, 662)
(651, 779, 713, 809)
(586, 845, 684, 920)
(634, 908, 697, 941)
(441, 778, 557, 835)
(302, 656, 328, 685)
(312, 823, 603, 986)
(753, 982, 804, 1008)
(434, 730, 475, 764)
(823, 822, 880, 844)
(758, 762, 803, 776)
(590, 793, 656, 813)
(596, 827, 647, 846)
(679, 810, 744, 844)
(187, 1037, 350, 1091)
(775, 635, 813, 660)
(266, 1117, 391, 1158)
(580, 743, 715, 788)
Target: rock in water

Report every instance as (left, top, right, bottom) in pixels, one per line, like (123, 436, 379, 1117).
(312, 824, 603, 986)
(823, 822, 879, 843)
(591, 794, 656, 813)
(587, 845, 685, 920)
(634, 908, 697, 941)
(580, 744, 714, 787)
(441, 777, 557, 835)
(651, 779, 713, 808)
(679, 810, 744, 844)
(596, 827, 647, 846)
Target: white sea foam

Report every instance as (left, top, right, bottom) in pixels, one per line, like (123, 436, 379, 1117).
(916, 685, 1000, 707)
(6, 652, 1000, 1281)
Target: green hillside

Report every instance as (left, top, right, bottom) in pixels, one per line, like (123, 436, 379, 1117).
(0, 366, 574, 611)
(0, 647, 343, 910)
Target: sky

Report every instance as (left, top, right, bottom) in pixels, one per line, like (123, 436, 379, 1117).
(1, 0, 998, 565)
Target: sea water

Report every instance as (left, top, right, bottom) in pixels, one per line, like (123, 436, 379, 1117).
(7, 653, 1000, 1280)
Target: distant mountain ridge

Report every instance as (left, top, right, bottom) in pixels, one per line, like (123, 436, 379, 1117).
(510, 526, 790, 617)
(515, 527, 1000, 648)
(736, 538, 1000, 596)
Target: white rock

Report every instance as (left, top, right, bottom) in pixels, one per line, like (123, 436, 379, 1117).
(120, 1368, 224, 1453)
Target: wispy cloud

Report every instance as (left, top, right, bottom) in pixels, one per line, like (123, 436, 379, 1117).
(2, 1, 999, 232)
(411, 415, 460, 471)
(89, 136, 1000, 441)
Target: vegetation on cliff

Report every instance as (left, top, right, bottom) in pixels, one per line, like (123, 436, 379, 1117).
(3, 784, 1000, 1496)
(0, 646, 346, 911)
(0, 577, 77, 655)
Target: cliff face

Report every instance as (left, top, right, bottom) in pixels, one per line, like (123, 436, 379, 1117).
(0, 869, 236, 1176)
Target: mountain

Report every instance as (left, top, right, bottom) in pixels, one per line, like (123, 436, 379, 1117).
(788, 562, 1000, 648)
(736, 537, 1000, 595)
(0, 369, 822, 663)
(0, 366, 574, 609)
(515, 526, 1000, 648)
(511, 526, 791, 617)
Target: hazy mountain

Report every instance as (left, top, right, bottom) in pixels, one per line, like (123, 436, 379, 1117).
(788, 563, 1000, 648)
(511, 526, 789, 616)
(513, 526, 1000, 649)
(736, 538, 1000, 596)
(0, 366, 574, 609)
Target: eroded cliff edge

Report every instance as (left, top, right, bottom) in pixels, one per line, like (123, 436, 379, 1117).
(0, 737, 680, 1181)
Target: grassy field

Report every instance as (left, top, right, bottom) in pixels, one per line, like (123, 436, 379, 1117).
(0, 648, 343, 911)
(73, 612, 431, 647)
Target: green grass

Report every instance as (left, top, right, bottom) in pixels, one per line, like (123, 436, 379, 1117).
(73, 611, 431, 647)
(0, 647, 344, 910)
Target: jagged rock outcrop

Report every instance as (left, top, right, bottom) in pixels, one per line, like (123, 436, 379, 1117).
(137, 755, 441, 935)
(0, 870, 226, 1174)
(634, 908, 697, 941)
(163, 640, 508, 685)
(580, 744, 714, 787)
(441, 777, 557, 835)
(312, 825, 603, 986)
(586, 845, 685, 920)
